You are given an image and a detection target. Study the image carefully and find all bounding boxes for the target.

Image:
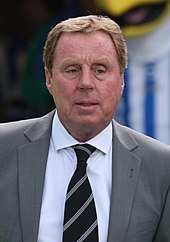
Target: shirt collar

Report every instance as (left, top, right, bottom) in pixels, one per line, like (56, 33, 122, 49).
(52, 111, 112, 154)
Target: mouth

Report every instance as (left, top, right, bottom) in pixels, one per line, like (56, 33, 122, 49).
(77, 103, 97, 106)
(75, 101, 98, 111)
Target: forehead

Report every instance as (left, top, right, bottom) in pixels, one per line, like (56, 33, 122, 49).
(54, 30, 117, 61)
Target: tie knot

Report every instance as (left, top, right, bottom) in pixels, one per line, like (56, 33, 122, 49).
(73, 144, 96, 163)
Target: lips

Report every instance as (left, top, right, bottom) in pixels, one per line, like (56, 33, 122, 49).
(75, 100, 98, 111)
(77, 103, 97, 106)
(76, 100, 98, 106)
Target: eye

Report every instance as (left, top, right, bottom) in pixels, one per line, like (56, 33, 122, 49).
(93, 65, 107, 76)
(66, 67, 78, 73)
(64, 65, 80, 78)
(95, 68, 106, 74)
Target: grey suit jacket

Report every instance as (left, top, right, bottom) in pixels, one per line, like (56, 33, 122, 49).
(0, 110, 170, 242)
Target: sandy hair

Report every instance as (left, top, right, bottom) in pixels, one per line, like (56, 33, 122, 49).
(43, 15, 128, 74)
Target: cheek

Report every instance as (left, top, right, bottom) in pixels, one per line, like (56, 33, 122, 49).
(102, 82, 122, 108)
(50, 77, 65, 96)
(105, 82, 121, 98)
(51, 80, 74, 106)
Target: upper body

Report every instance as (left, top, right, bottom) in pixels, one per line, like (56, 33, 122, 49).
(0, 110, 170, 242)
(0, 15, 170, 242)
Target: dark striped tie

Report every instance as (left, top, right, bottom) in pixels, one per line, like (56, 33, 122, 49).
(63, 144, 98, 242)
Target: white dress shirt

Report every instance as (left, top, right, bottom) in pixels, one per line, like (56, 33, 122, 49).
(38, 111, 112, 242)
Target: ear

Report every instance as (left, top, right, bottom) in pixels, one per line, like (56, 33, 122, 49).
(45, 67, 53, 94)
(120, 74, 125, 94)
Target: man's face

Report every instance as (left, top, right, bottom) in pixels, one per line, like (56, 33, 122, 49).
(45, 31, 124, 141)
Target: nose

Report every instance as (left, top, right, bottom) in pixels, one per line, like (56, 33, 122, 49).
(77, 67, 94, 90)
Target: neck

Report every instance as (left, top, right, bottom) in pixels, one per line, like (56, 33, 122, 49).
(69, 129, 99, 143)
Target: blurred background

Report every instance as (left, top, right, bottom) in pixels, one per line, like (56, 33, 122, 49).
(0, 0, 97, 122)
(0, 0, 170, 144)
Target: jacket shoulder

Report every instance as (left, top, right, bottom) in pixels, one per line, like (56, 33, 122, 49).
(113, 119, 170, 153)
(0, 111, 55, 155)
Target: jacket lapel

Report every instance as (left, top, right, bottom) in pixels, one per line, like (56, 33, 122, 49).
(18, 112, 141, 242)
(107, 121, 141, 242)
(18, 111, 54, 242)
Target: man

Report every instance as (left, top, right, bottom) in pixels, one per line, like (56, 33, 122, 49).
(0, 15, 170, 242)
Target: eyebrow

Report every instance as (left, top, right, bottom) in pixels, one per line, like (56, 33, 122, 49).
(61, 56, 112, 65)
(93, 58, 111, 65)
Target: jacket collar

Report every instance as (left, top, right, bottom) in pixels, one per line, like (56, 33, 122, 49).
(107, 120, 141, 241)
(19, 112, 141, 242)
(18, 110, 55, 242)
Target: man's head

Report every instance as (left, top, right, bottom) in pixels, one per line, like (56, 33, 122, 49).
(43, 15, 128, 75)
(43, 15, 127, 141)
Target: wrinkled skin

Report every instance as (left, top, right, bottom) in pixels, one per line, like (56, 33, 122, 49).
(45, 31, 124, 142)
